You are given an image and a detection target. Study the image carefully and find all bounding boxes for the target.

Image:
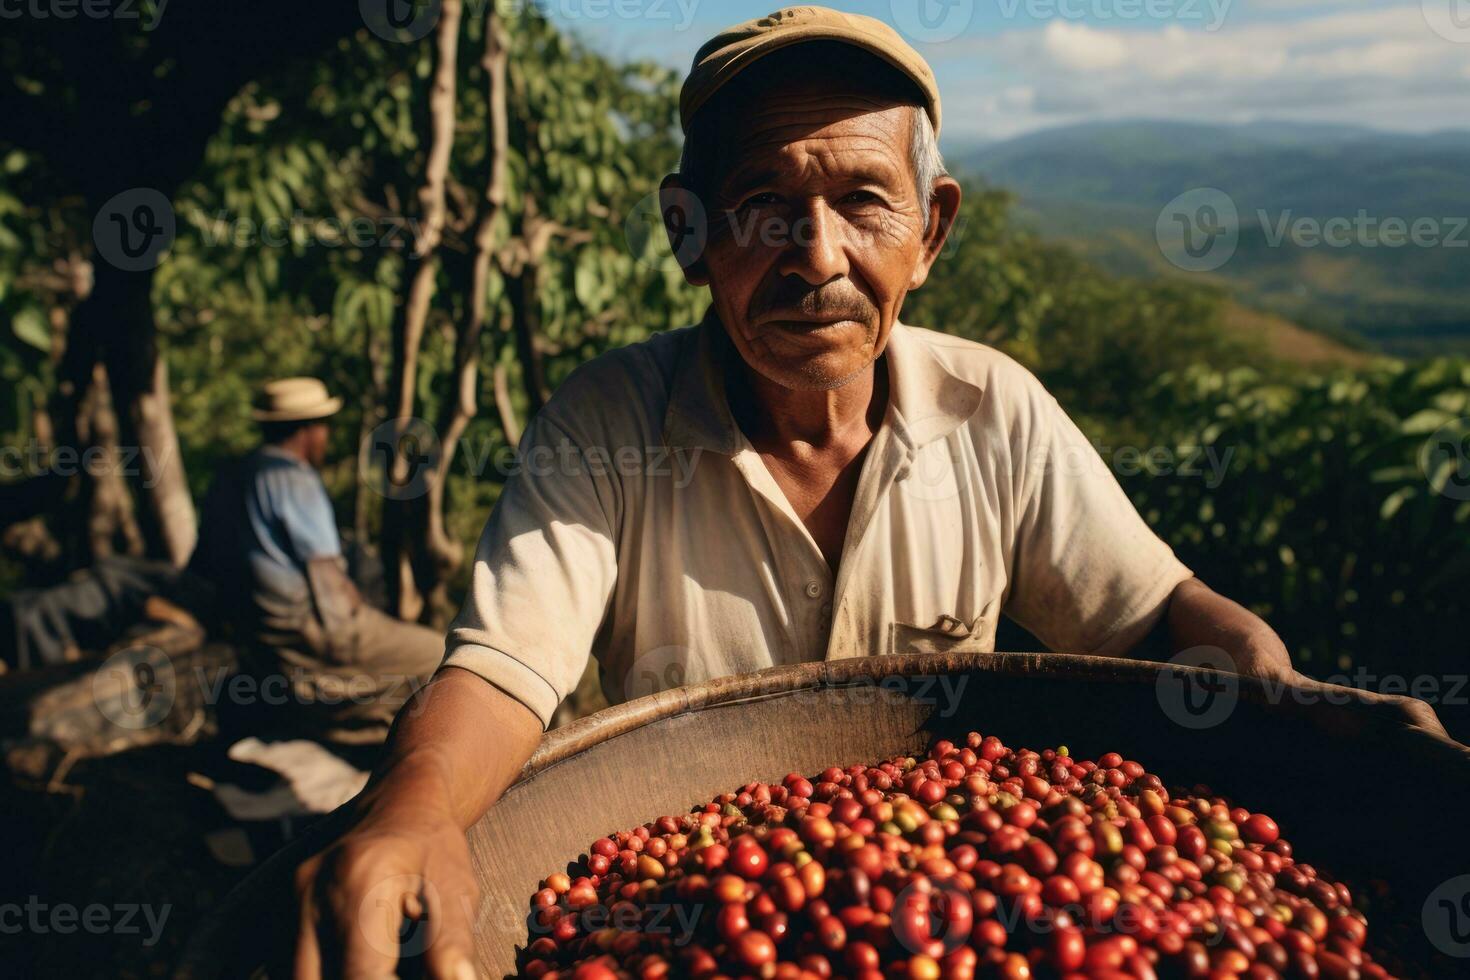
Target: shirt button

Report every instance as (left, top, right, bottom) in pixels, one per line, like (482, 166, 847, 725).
(805, 581, 823, 599)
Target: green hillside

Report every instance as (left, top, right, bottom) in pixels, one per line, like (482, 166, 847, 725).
(957, 121, 1470, 355)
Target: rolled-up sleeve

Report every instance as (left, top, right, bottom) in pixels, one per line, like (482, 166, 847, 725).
(1002, 369, 1192, 655)
(443, 414, 619, 728)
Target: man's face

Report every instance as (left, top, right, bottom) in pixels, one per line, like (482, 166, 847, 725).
(306, 421, 330, 469)
(667, 83, 958, 392)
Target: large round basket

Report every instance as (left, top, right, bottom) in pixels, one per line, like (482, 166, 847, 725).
(177, 652, 1470, 977)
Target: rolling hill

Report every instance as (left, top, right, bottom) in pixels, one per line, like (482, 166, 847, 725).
(954, 121, 1470, 356)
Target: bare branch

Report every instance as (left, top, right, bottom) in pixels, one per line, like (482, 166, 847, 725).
(383, 0, 464, 621)
(425, 10, 512, 584)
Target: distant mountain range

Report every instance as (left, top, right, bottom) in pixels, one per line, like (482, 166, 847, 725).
(953, 121, 1470, 356)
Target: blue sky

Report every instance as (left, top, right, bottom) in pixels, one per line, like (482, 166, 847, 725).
(541, 0, 1470, 142)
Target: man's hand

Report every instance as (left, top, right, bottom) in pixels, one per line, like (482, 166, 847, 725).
(292, 668, 542, 979)
(293, 788, 479, 979)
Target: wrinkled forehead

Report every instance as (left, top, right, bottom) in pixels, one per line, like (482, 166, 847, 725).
(732, 79, 914, 140)
(719, 92, 915, 192)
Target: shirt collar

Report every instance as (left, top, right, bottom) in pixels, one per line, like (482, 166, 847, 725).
(662, 309, 984, 458)
(258, 445, 312, 468)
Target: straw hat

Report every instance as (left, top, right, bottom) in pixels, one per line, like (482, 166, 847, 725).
(251, 377, 342, 423)
(680, 6, 942, 136)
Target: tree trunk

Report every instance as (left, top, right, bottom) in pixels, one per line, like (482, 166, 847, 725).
(353, 323, 389, 546)
(66, 260, 197, 569)
(381, 0, 464, 623)
(130, 356, 195, 565)
(417, 10, 512, 619)
(75, 362, 146, 561)
(505, 264, 551, 416)
(492, 355, 522, 449)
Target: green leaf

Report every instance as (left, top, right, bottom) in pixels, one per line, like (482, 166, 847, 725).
(1379, 487, 1414, 521)
(1400, 408, 1456, 435)
(11, 307, 49, 351)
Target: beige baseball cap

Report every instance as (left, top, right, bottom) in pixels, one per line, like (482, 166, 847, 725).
(251, 377, 342, 423)
(681, 6, 942, 136)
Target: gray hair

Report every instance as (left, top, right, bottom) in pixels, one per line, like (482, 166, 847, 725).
(910, 106, 948, 233)
(679, 104, 948, 231)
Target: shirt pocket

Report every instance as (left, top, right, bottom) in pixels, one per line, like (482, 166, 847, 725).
(889, 605, 999, 657)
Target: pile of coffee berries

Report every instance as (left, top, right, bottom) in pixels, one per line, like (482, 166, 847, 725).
(519, 733, 1399, 979)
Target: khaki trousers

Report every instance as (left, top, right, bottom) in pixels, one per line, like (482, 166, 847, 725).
(244, 559, 445, 745)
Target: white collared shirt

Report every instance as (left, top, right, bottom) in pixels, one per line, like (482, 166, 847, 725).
(443, 316, 1192, 727)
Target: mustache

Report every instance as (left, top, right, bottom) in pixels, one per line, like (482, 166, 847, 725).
(750, 281, 878, 325)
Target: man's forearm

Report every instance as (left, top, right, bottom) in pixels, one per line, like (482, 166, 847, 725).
(295, 668, 542, 978)
(358, 666, 543, 829)
(1163, 577, 1293, 679)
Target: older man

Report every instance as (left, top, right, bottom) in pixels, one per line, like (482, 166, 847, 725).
(291, 9, 1295, 976)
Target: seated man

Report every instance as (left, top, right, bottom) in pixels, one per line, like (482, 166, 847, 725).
(189, 377, 442, 745)
(290, 9, 1397, 976)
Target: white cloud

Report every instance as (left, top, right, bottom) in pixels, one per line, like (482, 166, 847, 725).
(951, 4, 1470, 136)
(1042, 21, 1130, 70)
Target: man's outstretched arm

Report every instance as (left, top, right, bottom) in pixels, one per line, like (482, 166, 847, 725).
(1158, 576, 1294, 681)
(1151, 577, 1452, 738)
(293, 667, 542, 980)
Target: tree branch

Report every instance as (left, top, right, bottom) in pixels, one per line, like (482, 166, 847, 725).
(425, 10, 511, 589)
(381, 0, 464, 621)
